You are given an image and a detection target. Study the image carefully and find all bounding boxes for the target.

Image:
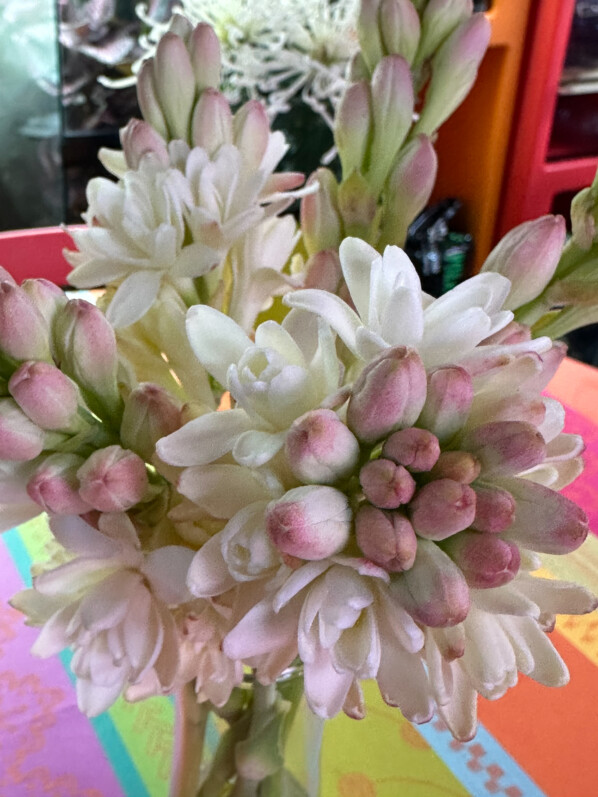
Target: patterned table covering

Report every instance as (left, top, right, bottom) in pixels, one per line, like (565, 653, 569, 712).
(2, 358, 598, 797)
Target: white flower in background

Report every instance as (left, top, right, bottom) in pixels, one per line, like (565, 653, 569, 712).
(11, 513, 194, 716)
(157, 308, 342, 468)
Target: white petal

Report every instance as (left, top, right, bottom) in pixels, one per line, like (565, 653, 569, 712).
(76, 676, 125, 716)
(285, 289, 361, 354)
(157, 409, 252, 466)
(49, 514, 118, 558)
(106, 270, 162, 328)
(223, 598, 299, 659)
(233, 430, 286, 467)
(178, 464, 276, 517)
(187, 533, 238, 597)
(303, 647, 353, 719)
(338, 237, 378, 321)
(186, 305, 253, 386)
(143, 546, 195, 604)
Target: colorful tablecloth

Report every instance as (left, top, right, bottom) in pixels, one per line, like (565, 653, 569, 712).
(2, 359, 598, 797)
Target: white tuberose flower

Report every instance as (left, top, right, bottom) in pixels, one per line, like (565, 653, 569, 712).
(285, 237, 515, 368)
(12, 513, 194, 716)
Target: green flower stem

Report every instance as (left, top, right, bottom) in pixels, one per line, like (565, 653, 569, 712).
(169, 681, 209, 797)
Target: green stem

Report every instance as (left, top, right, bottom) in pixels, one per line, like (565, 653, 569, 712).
(169, 681, 208, 797)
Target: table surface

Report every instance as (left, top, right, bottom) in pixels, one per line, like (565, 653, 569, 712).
(2, 358, 598, 797)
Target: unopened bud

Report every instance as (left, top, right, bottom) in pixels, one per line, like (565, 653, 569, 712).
(462, 421, 546, 477)
(382, 427, 440, 472)
(443, 531, 520, 589)
(347, 346, 427, 443)
(337, 171, 379, 240)
(304, 251, 342, 292)
(0, 398, 45, 460)
(359, 458, 416, 508)
(153, 32, 196, 141)
(409, 479, 476, 540)
(136, 60, 168, 139)
(233, 100, 270, 170)
(355, 504, 416, 571)
(21, 279, 67, 329)
(191, 89, 233, 156)
(77, 445, 148, 513)
(9, 361, 80, 431)
(120, 119, 169, 170)
(416, 0, 473, 65)
(335, 80, 372, 177)
(471, 485, 515, 533)
(27, 453, 90, 514)
(392, 538, 470, 627)
(380, 0, 421, 64)
(300, 169, 342, 256)
(188, 22, 222, 92)
(121, 383, 183, 461)
(265, 485, 351, 560)
(418, 366, 473, 442)
(481, 216, 566, 311)
(357, 0, 384, 72)
(285, 409, 360, 485)
(429, 451, 480, 484)
(0, 282, 50, 362)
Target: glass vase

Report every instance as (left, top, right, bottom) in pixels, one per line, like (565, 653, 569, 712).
(169, 667, 324, 797)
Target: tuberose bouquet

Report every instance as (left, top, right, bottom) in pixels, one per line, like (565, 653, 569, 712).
(3, 1, 598, 795)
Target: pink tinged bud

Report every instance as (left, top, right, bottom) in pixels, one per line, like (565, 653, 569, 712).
(77, 445, 149, 513)
(443, 531, 520, 589)
(392, 538, 470, 627)
(304, 250, 342, 292)
(191, 89, 234, 156)
(233, 100, 270, 170)
(53, 300, 121, 421)
(462, 421, 546, 477)
(481, 216, 566, 311)
(120, 119, 169, 170)
(409, 479, 476, 540)
(300, 169, 342, 257)
(379, 0, 421, 64)
(367, 56, 414, 195)
(357, 0, 384, 72)
(380, 134, 438, 248)
(0, 282, 50, 362)
(471, 485, 515, 533)
(27, 453, 91, 514)
(417, 0, 473, 65)
(9, 361, 80, 431)
(334, 80, 372, 177)
(359, 458, 416, 508)
(265, 485, 351, 560)
(189, 22, 222, 91)
(382, 427, 440, 473)
(347, 346, 427, 443)
(429, 451, 481, 484)
(285, 409, 360, 485)
(355, 504, 417, 571)
(337, 171, 379, 239)
(414, 14, 491, 137)
(121, 383, 183, 461)
(154, 32, 197, 141)
(502, 478, 589, 555)
(21, 279, 67, 328)
(418, 366, 473, 443)
(0, 398, 45, 460)
(136, 61, 168, 139)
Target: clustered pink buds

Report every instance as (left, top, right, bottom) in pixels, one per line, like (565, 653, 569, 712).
(27, 454, 91, 515)
(9, 361, 81, 432)
(77, 445, 149, 513)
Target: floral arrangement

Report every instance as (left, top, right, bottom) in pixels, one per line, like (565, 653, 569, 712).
(3, 1, 598, 795)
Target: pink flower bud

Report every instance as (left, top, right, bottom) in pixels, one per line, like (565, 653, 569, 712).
(482, 321, 532, 346)
(429, 451, 481, 484)
(21, 279, 67, 329)
(418, 366, 473, 443)
(265, 485, 351, 560)
(0, 398, 45, 461)
(392, 538, 470, 627)
(417, 0, 473, 64)
(359, 458, 416, 508)
(53, 300, 121, 421)
(9, 361, 80, 431)
(27, 453, 91, 514)
(188, 23, 222, 92)
(285, 409, 360, 485)
(300, 169, 342, 257)
(357, 0, 384, 72)
(233, 100, 270, 170)
(120, 119, 169, 170)
(136, 60, 168, 139)
(382, 427, 440, 472)
(153, 32, 196, 141)
(409, 479, 476, 540)
(443, 531, 520, 589)
(338, 171, 379, 238)
(121, 383, 183, 461)
(481, 216, 566, 311)
(367, 55, 414, 194)
(0, 282, 50, 361)
(380, 135, 438, 247)
(347, 346, 427, 443)
(380, 0, 421, 64)
(335, 80, 372, 177)
(355, 504, 417, 571)
(191, 89, 234, 156)
(471, 485, 515, 533)
(462, 421, 546, 477)
(304, 250, 342, 292)
(77, 445, 148, 513)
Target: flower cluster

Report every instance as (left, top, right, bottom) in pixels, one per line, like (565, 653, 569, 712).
(3, 2, 598, 795)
